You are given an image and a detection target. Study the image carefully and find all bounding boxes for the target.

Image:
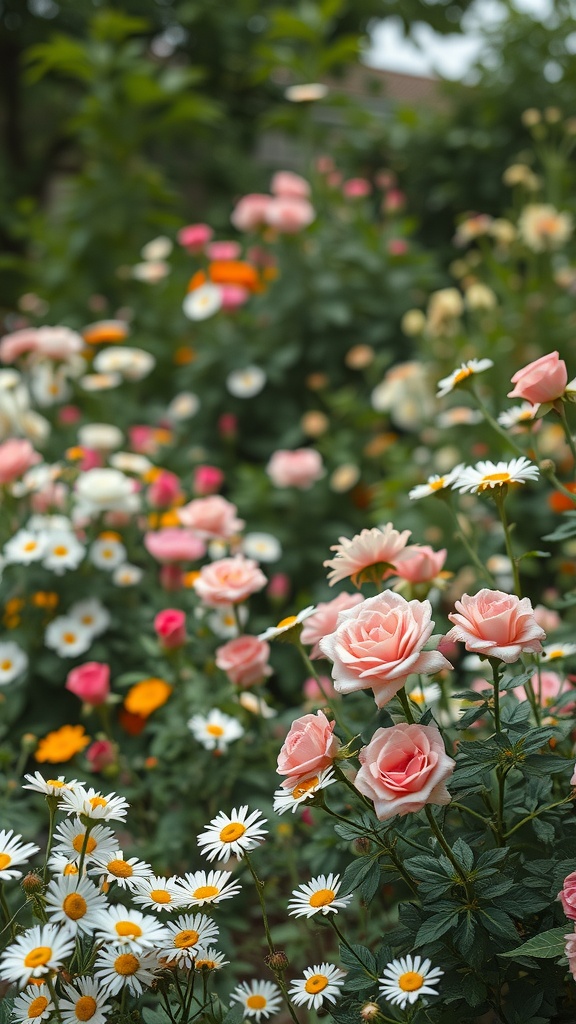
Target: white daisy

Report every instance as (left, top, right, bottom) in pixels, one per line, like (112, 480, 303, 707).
(44, 875, 106, 936)
(44, 617, 92, 658)
(258, 607, 315, 642)
(23, 773, 84, 799)
(183, 283, 222, 321)
(541, 643, 576, 662)
(10, 989, 54, 1023)
(498, 403, 539, 429)
(0, 642, 28, 685)
(68, 598, 110, 637)
(166, 392, 200, 422)
(59, 977, 112, 1024)
(112, 562, 144, 587)
(131, 875, 187, 913)
(242, 532, 282, 563)
(41, 531, 85, 574)
(206, 604, 248, 638)
(452, 457, 540, 494)
(230, 980, 282, 1022)
(178, 868, 242, 906)
(0, 830, 40, 880)
(226, 366, 266, 399)
(0, 924, 75, 986)
(287, 874, 352, 918)
(59, 786, 129, 823)
(3, 530, 46, 565)
(52, 820, 117, 864)
(89, 536, 127, 571)
(273, 769, 336, 815)
(79, 372, 122, 392)
(109, 452, 152, 475)
(93, 905, 170, 951)
(93, 947, 157, 997)
(407, 682, 442, 706)
(89, 849, 152, 890)
(408, 464, 464, 500)
(93, 347, 155, 382)
(197, 807, 268, 863)
(379, 954, 443, 1008)
(436, 407, 483, 428)
(289, 963, 346, 1010)
(47, 854, 82, 878)
(157, 913, 219, 969)
(188, 709, 244, 753)
(436, 358, 494, 398)
(238, 692, 277, 718)
(194, 947, 230, 971)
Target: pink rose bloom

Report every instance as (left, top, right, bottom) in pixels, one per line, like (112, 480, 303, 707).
(65, 662, 110, 705)
(78, 448, 103, 471)
(215, 635, 272, 687)
(178, 495, 244, 539)
(266, 448, 324, 489)
(559, 873, 576, 920)
(194, 464, 224, 496)
(383, 189, 406, 212)
(388, 239, 409, 256)
(315, 156, 335, 174)
(516, 670, 575, 711)
(0, 439, 41, 485)
(277, 710, 339, 786)
(218, 413, 238, 439)
(324, 524, 411, 587)
(508, 351, 568, 404)
(394, 545, 447, 585)
(147, 470, 182, 509)
(194, 555, 266, 607)
(206, 240, 242, 261)
(129, 425, 158, 455)
(144, 529, 205, 563)
(231, 194, 273, 232)
(177, 223, 213, 252)
(154, 608, 187, 649)
(0, 326, 83, 363)
(271, 171, 311, 200)
(86, 739, 117, 773)
(354, 723, 455, 820)
(301, 592, 364, 659)
(565, 929, 576, 980)
(446, 589, 546, 663)
(533, 605, 562, 633)
(31, 481, 67, 513)
(343, 178, 372, 198)
(319, 592, 452, 708)
(265, 196, 315, 233)
(220, 284, 250, 310)
(303, 676, 337, 702)
(267, 572, 291, 602)
(58, 405, 82, 425)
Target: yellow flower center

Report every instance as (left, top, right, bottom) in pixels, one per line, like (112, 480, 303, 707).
(429, 477, 445, 492)
(72, 834, 97, 855)
(547, 649, 563, 659)
(219, 822, 246, 843)
(101, 549, 114, 559)
(89, 797, 108, 810)
(246, 995, 267, 1010)
(195, 958, 216, 970)
(53, 546, 69, 557)
(81, 616, 94, 626)
(47, 780, 66, 788)
(63, 632, 77, 645)
(174, 929, 199, 948)
(453, 367, 473, 384)
(24, 946, 52, 968)
(305, 974, 329, 994)
(23, 541, 38, 552)
(411, 692, 426, 704)
(62, 893, 88, 920)
(64, 863, 79, 876)
(114, 953, 140, 976)
(309, 888, 335, 908)
(107, 858, 133, 878)
(28, 996, 49, 1018)
(479, 472, 511, 490)
(75, 995, 98, 1021)
(277, 615, 297, 628)
(193, 885, 219, 900)
(0, 660, 13, 671)
(150, 889, 171, 903)
(0, 852, 11, 870)
(206, 724, 225, 737)
(115, 921, 143, 939)
(292, 776, 319, 799)
(398, 971, 424, 992)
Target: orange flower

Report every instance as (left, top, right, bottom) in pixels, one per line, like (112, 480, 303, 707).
(83, 320, 129, 345)
(549, 483, 576, 513)
(31, 591, 59, 609)
(173, 346, 196, 366)
(208, 260, 260, 292)
(35, 724, 90, 763)
(124, 678, 172, 718)
(118, 709, 147, 736)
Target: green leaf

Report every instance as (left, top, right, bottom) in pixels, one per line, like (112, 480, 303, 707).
(499, 927, 568, 959)
(542, 512, 576, 542)
(415, 911, 458, 945)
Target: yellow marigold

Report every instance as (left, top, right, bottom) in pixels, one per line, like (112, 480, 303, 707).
(124, 678, 172, 718)
(35, 725, 91, 764)
(159, 510, 181, 527)
(31, 591, 59, 609)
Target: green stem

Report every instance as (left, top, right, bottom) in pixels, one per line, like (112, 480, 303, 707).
(452, 801, 497, 828)
(556, 403, 576, 467)
(386, 846, 420, 898)
(232, 603, 244, 637)
(471, 386, 526, 457)
(397, 687, 415, 724)
(296, 641, 351, 738)
(76, 820, 95, 884)
(493, 489, 521, 597)
(504, 794, 574, 839)
(0, 882, 16, 940)
(329, 918, 378, 981)
(522, 675, 542, 727)
(424, 806, 473, 902)
(46, 976, 62, 1022)
(495, 767, 507, 848)
(490, 660, 502, 733)
(43, 797, 58, 883)
(445, 499, 495, 584)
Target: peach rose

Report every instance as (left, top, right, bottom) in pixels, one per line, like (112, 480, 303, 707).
(230, 194, 273, 232)
(559, 872, 576, 921)
(266, 448, 324, 489)
(565, 929, 576, 981)
(318, 592, 452, 708)
(394, 545, 447, 584)
(354, 723, 455, 820)
(277, 710, 339, 787)
(194, 555, 266, 606)
(264, 197, 316, 234)
(271, 171, 311, 199)
(215, 635, 272, 687)
(508, 351, 568, 404)
(0, 439, 41, 485)
(516, 670, 575, 711)
(300, 592, 364, 659)
(144, 529, 205, 563)
(446, 589, 545, 663)
(177, 495, 244, 539)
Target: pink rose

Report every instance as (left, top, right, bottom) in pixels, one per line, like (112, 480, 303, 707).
(266, 448, 324, 489)
(343, 178, 372, 198)
(144, 529, 206, 563)
(231, 194, 273, 232)
(86, 739, 117, 773)
(154, 608, 187, 649)
(267, 572, 291, 603)
(383, 189, 406, 212)
(264, 196, 316, 234)
(388, 239, 409, 256)
(271, 171, 311, 200)
(0, 326, 83, 363)
(319, 592, 452, 708)
(565, 929, 576, 980)
(393, 545, 447, 584)
(129, 425, 158, 455)
(215, 635, 272, 687)
(533, 605, 562, 633)
(194, 555, 266, 607)
(65, 662, 110, 705)
(194, 465, 224, 496)
(446, 589, 546, 663)
(559, 872, 576, 920)
(508, 351, 568, 404)
(277, 710, 339, 786)
(206, 240, 242, 261)
(178, 495, 244, 539)
(303, 676, 337, 702)
(220, 284, 250, 310)
(177, 223, 213, 252)
(0, 439, 41, 485)
(516, 670, 575, 711)
(301, 592, 364, 659)
(354, 723, 455, 820)
(58, 405, 82, 425)
(147, 470, 183, 509)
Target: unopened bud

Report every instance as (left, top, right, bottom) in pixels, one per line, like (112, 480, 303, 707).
(21, 872, 43, 895)
(21, 733, 37, 753)
(540, 459, 556, 475)
(265, 950, 289, 973)
(361, 1002, 381, 1020)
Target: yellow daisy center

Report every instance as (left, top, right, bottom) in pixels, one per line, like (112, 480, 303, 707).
(53, 546, 69, 557)
(28, 996, 49, 1018)
(429, 478, 445, 492)
(107, 858, 133, 878)
(81, 616, 94, 626)
(246, 995, 267, 1010)
(75, 995, 98, 1021)
(547, 649, 563, 659)
(62, 893, 88, 920)
(24, 946, 52, 968)
(398, 971, 424, 992)
(219, 822, 246, 843)
(114, 953, 140, 976)
(292, 776, 319, 799)
(150, 889, 171, 904)
(0, 853, 12, 870)
(453, 367, 473, 384)
(305, 974, 329, 994)
(1, 660, 13, 671)
(63, 632, 78, 645)
(115, 921, 143, 939)
(64, 863, 79, 876)
(193, 885, 219, 900)
(23, 541, 38, 552)
(277, 615, 297, 628)
(206, 724, 225, 737)
(72, 834, 97, 855)
(479, 472, 511, 490)
(47, 780, 66, 788)
(196, 958, 216, 970)
(174, 929, 199, 948)
(89, 797, 108, 810)
(309, 888, 335, 908)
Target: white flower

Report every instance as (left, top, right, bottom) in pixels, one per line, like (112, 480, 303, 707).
(0, 924, 74, 986)
(93, 905, 170, 950)
(47, 854, 83, 878)
(109, 451, 152, 475)
(436, 359, 494, 398)
(379, 954, 443, 1008)
(59, 786, 129, 823)
(68, 598, 110, 637)
(498, 403, 539, 429)
(132, 260, 170, 283)
(194, 947, 230, 971)
(27, 513, 69, 533)
(258, 606, 315, 642)
(59, 977, 112, 1024)
(93, 347, 155, 382)
(238, 692, 277, 718)
(79, 372, 122, 392)
(166, 392, 200, 421)
(141, 235, 173, 261)
(4, 529, 46, 565)
(11, 989, 54, 1023)
(289, 963, 346, 1010)
(197, 806, 268, 862)
(44, 617, 92, 658)
(112, 562, 143, 586)
(207, 605, 248, 638)
(89, 536, 127, 570)
(0, 642, 28, 685)
(408, 465, 465, 500)
(93, 947, 158, 997)
(285, 82, 328, 101)
(23, 773, 84, 798)
(131, 875, 188, 913)
(74, 468, 139, 516)
(452, 457, 539, 494)
(230, 980, 282, 1022)
(183, 284, 222, 321)
(226, 366, 266, 398)
(0, 829, 40, 880)
(52, 820, 117, 863)
(407, 682, 442, 707)
(242, 532, 282, 563)
(179, 870, 242, 909)
(41, 531, 85, 574)
(436, 407, 483, 428)
(44, 875, 106, 936)
(90, 848, 152, 890)
(273, 769, 336, 815)
(519, 203, 573, 252)
(541, 643, 576, 662)
(156, 913, 219, 968)
(78, 423, 123, 451)
(188, 709, 244, 753)
(288, 873, 352, 918)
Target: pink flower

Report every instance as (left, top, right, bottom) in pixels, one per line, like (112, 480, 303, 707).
(354, 723, 455, 820)
(271, 171, 311, 200)
(231, 194, 273, 232)
(144, 529, 206, 563)
(446, 589, 546, 663)
(516, 670, 575, 711)
(215, 635, 272, 687)
(177, 495, 244, 539)
(58, 405, 82, 425)
(565, 929, 576, 980)
(160, 564, 184, 591)
(315, 156, 335, 174)
(194, 555, 267, 606)
(324, 524, 411, 587)
(319, 592, 452, 708)
(383, 189, 406, 212)
(303, 676, 337, 702)
(177, 223, 213, 252)
(301, 592, 364, 659)
(388, 239, 409, 256)
(265, 196, 315, 233)
(277, 710, 339, 786)
(154, 608, 187, 649)
(218, 413, 238, 439)
(533, 605, 562, 633)
(0, 326, 83, 363)
(393, 545, 447, 584)
(65, 662, 110, 705)
(147, 470, 182, 508)
(266, 448, 324, 489)
(0, 439, 41, 485)
(194, 465, 224, 496)
(343, 178, 372, 198)
(267, 572, 291, 603)
(220, 284, 250, 310)
(129, 425, 158, 455)
(559, 872, 576, 920)
(508, 351, 568, 404)
(206, 240, 242, 261)
(86, 739, 117, 772)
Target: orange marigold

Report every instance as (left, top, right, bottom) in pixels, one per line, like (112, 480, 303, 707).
(124, 678, 172, 718)
(83, 320, 129, 345)
(549, 483, 576, 513)
(35, 724, 91, 764)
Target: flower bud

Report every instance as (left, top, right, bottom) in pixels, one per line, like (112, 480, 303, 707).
(21, 872, 44, 895)
(265, 951, 290, 972)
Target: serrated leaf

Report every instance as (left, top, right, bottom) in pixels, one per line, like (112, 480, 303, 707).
(499, 927, 568, 959)
(415, 912, 458, 945)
